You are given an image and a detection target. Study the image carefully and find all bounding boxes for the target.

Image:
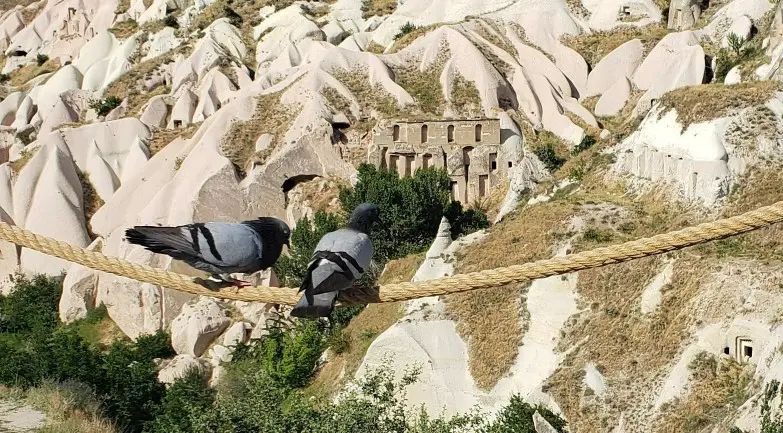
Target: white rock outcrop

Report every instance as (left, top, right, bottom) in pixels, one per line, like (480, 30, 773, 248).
(59, 237, 103, 323)
(595, 76, 632, 117)
(170, 298, 231, 357)
(158, 354, 212, 385)
(222, 321, 252, 348)
(586, 39, 644, 98)
(632, 31, 705, 113)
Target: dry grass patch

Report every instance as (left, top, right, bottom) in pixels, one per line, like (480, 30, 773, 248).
(560, 24, 668, 66)
(388, 24, 439, 53)
(9, 145, 39, 175)
(366, 41, 386, 54)
(658, 81, 783, 128)
(332, 68, 402, 118)
(8, 58, 59, 87)
(473, 19, 519, 58)
(361, 0, 396, 18)
(292, 177, 349, 214)
(322, 86, 352, 114)
(546, 255, 703, 432)
(78, 171, 104, 239)
(148, 122, 201, 155)
(0, 0, 38, 10)
(102, 45, 188, 106)
(705, 168, 783, 262)
(393, 61, 446, 116)
(108, 19, 139, 39)
(220, 92, 296, 173)
(450, 74, 481, 116)
(17, 381, 117, 433)
(448, 202, 576, 389)
(115, 0, 131, 13)
(653, 353, 752, 433)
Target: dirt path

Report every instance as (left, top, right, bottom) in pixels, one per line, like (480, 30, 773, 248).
(0, 401, 45, 432)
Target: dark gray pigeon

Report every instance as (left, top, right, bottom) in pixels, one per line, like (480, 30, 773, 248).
(290, 203, 380, 319)
(124, 217, 291, 288)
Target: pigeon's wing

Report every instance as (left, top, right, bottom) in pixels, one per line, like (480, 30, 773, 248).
(316, 229, 373, 273)
(303, 229, 373, 296)
(125, 223, 261, 272)
(290, 287, 341, 319)
(199, 222, 262, 269)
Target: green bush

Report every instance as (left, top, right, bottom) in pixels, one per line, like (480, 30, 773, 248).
(395, 22, 418, 40)
(0, 73, 10, 83)
(339, 164, 488, 262)
(147, 369, 216, 433)
(714, 33, 763, 82)
(95, 333, 172, 431)
(232, 319, 327, 389)
(163, 14, 179, 28)
(571, 135, 596, 156)
(275, 211, 343, 288)
(89, 96, 123, 116)
(483, 394, 566, 433)
(192, 359, 567, 433)
(36, 54, 49, 66)
(0, 274, 62, 333)
(533, 144, 566, 173)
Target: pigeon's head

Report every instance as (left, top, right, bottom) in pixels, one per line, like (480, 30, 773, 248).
(253, 217, 291, 248)
(348, 203, 381, 233)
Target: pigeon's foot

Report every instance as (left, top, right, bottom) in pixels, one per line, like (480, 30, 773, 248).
(232, 279, 253, 288)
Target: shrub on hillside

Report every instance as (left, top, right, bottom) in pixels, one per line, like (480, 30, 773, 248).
(36, 54, 49, 66)
(275, 211, 343, 288)
(534, 143, 567, 173)
(89, 96, 122, 116)
(232, 319, 327, 389)
(339, 164, 488, 262)
(147, 369, 216, 433)
(0, 274, 62, 333)
(483, 394, 567, 433)
(395, 22, 417, 40)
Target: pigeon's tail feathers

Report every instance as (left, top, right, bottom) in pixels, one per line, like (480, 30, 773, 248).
(290, 290, 340, 319)
(125, 226, 197, 260)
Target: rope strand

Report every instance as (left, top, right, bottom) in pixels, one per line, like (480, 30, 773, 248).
(1, 200, 782, 306)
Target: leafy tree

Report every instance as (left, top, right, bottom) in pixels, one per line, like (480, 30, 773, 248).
(95, 336, 170, 432)
(482, 394, 567, 433)
(339, 164, 486, 262)
(0, 274, 62, 333)
(275, 211, 343, 288)
(147, 369, 216, 433)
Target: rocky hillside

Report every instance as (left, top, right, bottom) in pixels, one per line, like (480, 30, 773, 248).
(2, 0, 783, 431)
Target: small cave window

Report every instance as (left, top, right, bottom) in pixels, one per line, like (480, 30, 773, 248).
(421, 124, 428, 143)
(508, 161, 513, 168)
(744, 345, 753, 358)
(447, 125, 455, 143)
(173, 119, 182, 128)
(475, 124, 483, 142)
(392, 124, 400, 141)
(723, 347, 730, 355)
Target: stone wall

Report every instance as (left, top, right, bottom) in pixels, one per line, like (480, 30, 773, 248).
(667, 0, 702, 30)
(370, 118, 507, 203)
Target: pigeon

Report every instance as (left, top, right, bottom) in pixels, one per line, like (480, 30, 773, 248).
(124, 217, 291, 288)
(290, 203, 380, 319)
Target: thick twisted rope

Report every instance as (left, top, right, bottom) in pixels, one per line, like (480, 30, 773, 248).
(1, 200, 783, 306)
